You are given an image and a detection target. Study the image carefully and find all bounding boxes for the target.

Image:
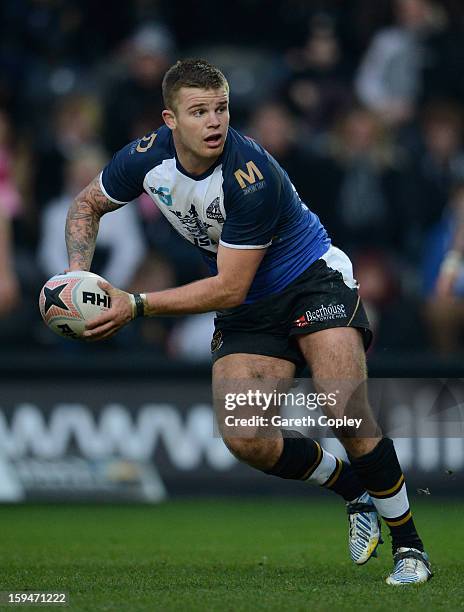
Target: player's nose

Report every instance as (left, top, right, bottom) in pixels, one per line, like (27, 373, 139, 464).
(206, 111, 221, 127)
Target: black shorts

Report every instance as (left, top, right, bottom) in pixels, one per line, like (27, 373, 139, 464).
(211, 246, 372, 368)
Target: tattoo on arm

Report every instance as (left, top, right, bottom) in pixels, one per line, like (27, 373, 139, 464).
(65, 175, 124, 270)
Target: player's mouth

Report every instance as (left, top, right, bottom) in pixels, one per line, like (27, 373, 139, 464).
(204, 133, 223, 148)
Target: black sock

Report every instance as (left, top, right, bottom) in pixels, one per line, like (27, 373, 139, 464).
(265, 430, 365, 501)
(265, 430, 320, 479)
(350, 437, 424, 552)
(323, 458, 366, 502)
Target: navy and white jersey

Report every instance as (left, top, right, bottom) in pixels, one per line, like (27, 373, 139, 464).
(100, 125, 330, 302)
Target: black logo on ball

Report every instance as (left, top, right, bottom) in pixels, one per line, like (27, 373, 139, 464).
(82, 292, 112, 308)
(44, 284, 69, 313)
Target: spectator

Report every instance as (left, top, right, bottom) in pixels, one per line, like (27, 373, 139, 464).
(0, 0, 463, 358)
(128, 249, 177, 350)
(168, 312, 215, 362)
(34, 93, 103, 210)
(416, 101, 464, 226)
(423, 182, 464, 354)
(352, 250, 401, 349)
(355, 0, 448, 125)
(283, 12, 354, 135)
(246, 102, 316, 207)
(401, 100, 464, 264)
(0, 210, 19, 318)
(102, 23, 175, 152)
(0, 108, 22, 317)
(304, 106, 409, 258)
(0, 109, 22, 219)
(38, 147, 146, 289)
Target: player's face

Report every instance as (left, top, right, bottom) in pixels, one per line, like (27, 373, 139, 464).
(163, 87, 229, 173)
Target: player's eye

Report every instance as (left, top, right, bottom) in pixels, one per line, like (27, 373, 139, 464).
(193, 109, 206, 117)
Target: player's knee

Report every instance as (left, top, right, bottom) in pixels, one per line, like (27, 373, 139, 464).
(342, 436, 380, 458)
(222, 436, 271, 466)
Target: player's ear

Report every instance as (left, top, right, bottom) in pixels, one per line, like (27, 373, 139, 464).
(162, 109, 176, 130)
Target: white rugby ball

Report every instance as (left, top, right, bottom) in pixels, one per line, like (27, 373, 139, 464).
(39, 271, 111, 340)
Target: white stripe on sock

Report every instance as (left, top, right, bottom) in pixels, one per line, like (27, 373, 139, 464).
(306, 449, 337, 485)
(371, 483, 410, 519)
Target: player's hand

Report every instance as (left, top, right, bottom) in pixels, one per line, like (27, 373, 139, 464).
(83, 280, 133, 341)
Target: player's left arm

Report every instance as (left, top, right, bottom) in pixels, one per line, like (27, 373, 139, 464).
(83, 245, 266, 340)
(66, 136, 151, 272)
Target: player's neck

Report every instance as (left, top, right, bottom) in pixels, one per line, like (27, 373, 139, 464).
(173, 136, 221, 177)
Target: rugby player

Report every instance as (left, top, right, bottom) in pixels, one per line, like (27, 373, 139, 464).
(65, 59, 431, 585)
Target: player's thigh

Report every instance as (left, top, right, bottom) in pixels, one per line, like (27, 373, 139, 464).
(213, 353, 295, 457)
(213, 353, 296, 425)
(213, 352, 296, 380)
(296, 328, 379, 443)
(295, 327, 366, 411)
(296, 327, 367, 381)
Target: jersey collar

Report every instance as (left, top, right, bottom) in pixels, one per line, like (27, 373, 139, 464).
(170, 130, 228, 181)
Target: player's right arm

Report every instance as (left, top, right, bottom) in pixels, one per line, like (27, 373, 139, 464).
(65, 176, 124, 271)
(65, 134, 150, 270)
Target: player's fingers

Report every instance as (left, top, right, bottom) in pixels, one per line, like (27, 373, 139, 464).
(95, 328, 119, 341)
(85, 313, 113, 330)
(86, 324, 120, 342)
(97, 280, 114, 293)
(83, 320, 116, 340)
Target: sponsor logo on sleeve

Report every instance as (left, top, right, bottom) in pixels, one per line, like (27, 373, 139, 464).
(135, 132, 157, 152)
(234, 161, 266, 194)
(149, 185, 172, 206)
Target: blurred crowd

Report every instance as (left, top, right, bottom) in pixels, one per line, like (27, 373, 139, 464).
(2, 0, 464, 359)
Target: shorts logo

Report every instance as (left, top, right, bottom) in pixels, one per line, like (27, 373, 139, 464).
(206, 197, 225, 223)
(211, 330, 223, 352)
(293, 314, 310, 328)
(294, 303, 347, 327)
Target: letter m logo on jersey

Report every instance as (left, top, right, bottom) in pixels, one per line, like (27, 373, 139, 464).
(234, 161, 264, 189)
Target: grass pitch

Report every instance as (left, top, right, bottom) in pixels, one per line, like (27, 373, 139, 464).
(1, 497, 462, 611)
